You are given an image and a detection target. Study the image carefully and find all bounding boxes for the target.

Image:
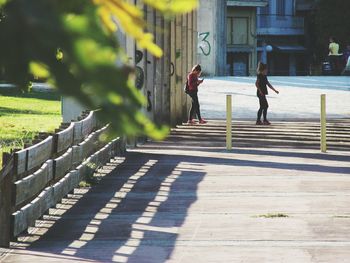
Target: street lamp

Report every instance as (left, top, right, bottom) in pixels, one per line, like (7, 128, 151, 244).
(261, 42, 273, 64)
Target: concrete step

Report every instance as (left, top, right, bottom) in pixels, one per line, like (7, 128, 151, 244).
(170, 119, 350, 151)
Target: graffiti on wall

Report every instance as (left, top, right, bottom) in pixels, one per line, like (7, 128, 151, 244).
(198, 32, 211, 56)
(135, 50, 145, 90)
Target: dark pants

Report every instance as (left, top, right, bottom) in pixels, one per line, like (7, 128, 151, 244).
(257, 94, 269, 121)
(329, 55, 341, 75)
(188, 92, 202, 120)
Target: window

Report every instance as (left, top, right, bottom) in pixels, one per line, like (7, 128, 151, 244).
(232, 17, 249, 45)
(227, 17, 249, 45)
(276, 0, 286, 16)
(227, 17, 233, 45)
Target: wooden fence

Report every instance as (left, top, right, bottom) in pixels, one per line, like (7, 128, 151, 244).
(0, 111, 126, 247)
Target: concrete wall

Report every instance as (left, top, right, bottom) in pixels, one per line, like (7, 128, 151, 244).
(61, 97, 85, 123)
(62, 6, 197, 127)
(197, 0, 227, 76)
(169, 12, 198, 126)
(146, 9, 197, 126)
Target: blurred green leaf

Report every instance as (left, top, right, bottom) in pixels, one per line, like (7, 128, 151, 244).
(0, 0, 196, 140)
(143, 0, 198, 16)
(56, 48, 64, 60)
(0, 0, 8, 6)
(29, 62, 50, 79)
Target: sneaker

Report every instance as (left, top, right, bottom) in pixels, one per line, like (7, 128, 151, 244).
(199, 119, 207, 124)
(187, 119, 196, 125)
(256, 120, 263, 125)
(263, 120, 271, 125)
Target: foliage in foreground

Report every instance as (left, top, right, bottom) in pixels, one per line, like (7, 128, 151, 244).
(0, 0, 198, 140)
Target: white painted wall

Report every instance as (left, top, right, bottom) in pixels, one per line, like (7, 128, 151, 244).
(61, 97, 86, 123)
(197, 0, 217, 75)
(197, 0, 227, 76)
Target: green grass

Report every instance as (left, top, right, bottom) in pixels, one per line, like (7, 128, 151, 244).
(0, 89, 62, 167)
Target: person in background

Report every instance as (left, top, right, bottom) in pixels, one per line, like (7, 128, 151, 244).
(328, 37, 342, 75)
(342, 44, 350, 67)
(342, 44, 350, 75)
(255, 62, 279, 125)
(187, 64, 207, 125)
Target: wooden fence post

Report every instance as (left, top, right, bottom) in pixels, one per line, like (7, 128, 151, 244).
(0, 159, 14, 248)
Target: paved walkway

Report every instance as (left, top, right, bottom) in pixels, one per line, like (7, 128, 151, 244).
(200, 76, 350, 119)
(2, 119, 350, 262)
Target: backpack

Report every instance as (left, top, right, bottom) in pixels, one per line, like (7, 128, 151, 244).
(184, 80, 189, 94)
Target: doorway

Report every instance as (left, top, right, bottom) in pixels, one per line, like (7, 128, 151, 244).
(227, 52, 249, 76)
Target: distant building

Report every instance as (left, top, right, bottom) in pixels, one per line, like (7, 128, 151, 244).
(197, 0, 315, 76)
(197, 0, 266, 76)
(257, 0, 308, 76)
(227, 0, 268, 76)
(295, 0, 317, 74)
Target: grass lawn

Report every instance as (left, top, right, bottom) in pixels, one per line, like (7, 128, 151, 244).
(0, 89, 62, 167)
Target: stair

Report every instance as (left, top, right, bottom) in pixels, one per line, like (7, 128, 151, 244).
(169, 119, 350, 151)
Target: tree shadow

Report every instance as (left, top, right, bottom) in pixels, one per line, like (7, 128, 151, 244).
(9, 145, 349, 262)
(14, 151, 205, 262)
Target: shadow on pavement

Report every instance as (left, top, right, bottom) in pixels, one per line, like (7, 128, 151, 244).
(7, 120, 350, 262)
(15, 152, 205, 262)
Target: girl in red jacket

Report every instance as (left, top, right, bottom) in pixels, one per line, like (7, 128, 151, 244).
(187, 64, 207, 125)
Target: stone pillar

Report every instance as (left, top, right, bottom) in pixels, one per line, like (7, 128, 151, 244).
(175, 15, 184, 124)
(197, 0, 215, 75)
(197, 0, 226, 76)
(170, 19, 177, 126)
(145, 6, 156, 121)
(154, 13, 164, 125)
(161, 20, 171, 124)
(215, 0, 227, 76)
(133, 1, 149, 126)
(193, 10, 198, 67)
(181, 14, 189, 122)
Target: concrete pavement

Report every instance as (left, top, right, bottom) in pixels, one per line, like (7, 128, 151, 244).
(1, 119, 350, 262)
(199, 76, 350, 120)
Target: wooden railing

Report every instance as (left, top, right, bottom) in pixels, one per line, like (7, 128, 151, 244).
(0, 111, 126, 247)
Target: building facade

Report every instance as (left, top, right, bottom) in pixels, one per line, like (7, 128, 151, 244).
(226, 0, 268, 76)
(257, 0, 308, 76)
(198, 0, 313, 76)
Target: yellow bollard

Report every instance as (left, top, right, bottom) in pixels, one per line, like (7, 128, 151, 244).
(226, 95, 232, 150)
(320, 94, 327, 152)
